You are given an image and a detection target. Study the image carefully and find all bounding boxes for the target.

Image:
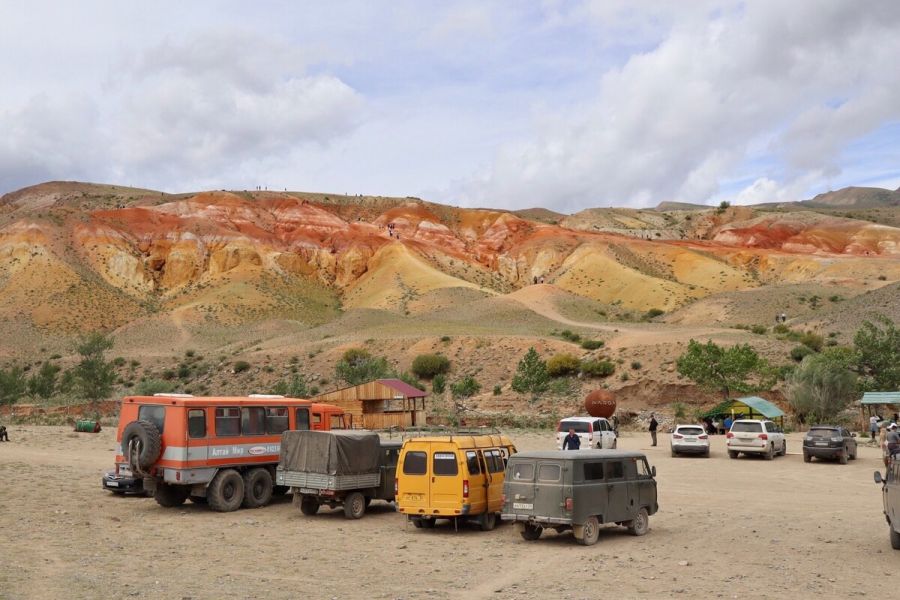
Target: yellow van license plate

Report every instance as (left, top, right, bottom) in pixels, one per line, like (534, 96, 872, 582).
(513, 502, 533, 510)
(406, 494, 423, 501)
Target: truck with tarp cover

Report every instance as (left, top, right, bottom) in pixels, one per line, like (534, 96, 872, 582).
(276, 429, 400, 519)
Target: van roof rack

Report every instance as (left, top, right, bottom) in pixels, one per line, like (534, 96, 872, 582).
(153, 393, 194, 397)
(378, 425, 503, 440)
(248, 394, 285, 399)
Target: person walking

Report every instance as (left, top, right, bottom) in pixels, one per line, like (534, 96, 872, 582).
(649, 414, 658, 447)
(0, 425, 8, 442)
(886, 424, 900, 461)
(870, 414, 880, 445)
(562, 428, 581, 450)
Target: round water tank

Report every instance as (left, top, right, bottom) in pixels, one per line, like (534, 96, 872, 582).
(584, 389, 616, 418)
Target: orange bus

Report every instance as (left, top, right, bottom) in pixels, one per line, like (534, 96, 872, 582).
(103, 394, 351, 512)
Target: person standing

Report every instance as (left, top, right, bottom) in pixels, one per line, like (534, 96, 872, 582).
(886, 424, 900, 460)
(562, 428, 581, 450)
(649, 414, 658, 447)
(0, 425, 8, 442)
(870, 414, 880, 445)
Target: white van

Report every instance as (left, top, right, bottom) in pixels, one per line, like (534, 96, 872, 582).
(556, 416, 617, 450)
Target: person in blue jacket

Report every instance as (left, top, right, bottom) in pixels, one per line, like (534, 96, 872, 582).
(562, 428, 581, 450)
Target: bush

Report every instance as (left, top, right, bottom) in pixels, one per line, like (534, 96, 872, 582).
(185, 350, 196, 358)
(135, 379, 177, 395)
(581, 340, 604, 350)
(644, 308, 664, 320)
(177, 365, 191, 379)
(751, 325, 767, 335)
(493, 384, 501, 396)
(581, 359, 615, 378)
(672, 402, 687, 420)
(335, 348, 390, 385)
(162, 369, 176, 380)
(773, 324, 790, 334)
(112, 357, 126, 367)
(233, 361, 251, 374)
(546, 353, 580, 377)
(451, 375, 481, 399)
(0, 366, 27, 405)
(790, 345, 813, 362)
(432, 373, 446, 394)
(411, 354, 451, 379)
(631, 361, 642, 370)
(272, 375, 308, 398)
(559, 330, 582, 343)
(440, 336, 451, 343)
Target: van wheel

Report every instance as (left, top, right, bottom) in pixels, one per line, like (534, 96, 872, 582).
(344, 492, 366, 519)
(154, 482, 189, 507)
(299, 495, 319, 516)
(577, 516, 600, 546)
(891, 528, 900, 550)
(208, 469, 244, 512)
(242, 468, 273, 508)
(479, 512, 498, 531)
(765, 444, 774, 460)
(728, 451, 738, 459)
(520, 524, 542, 541)
(628, 508, 649, 536)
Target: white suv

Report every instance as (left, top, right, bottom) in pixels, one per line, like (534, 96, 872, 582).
(726, 419, 786, 460)
(556, 416, 617, 449)
(671, 424, 710, 457)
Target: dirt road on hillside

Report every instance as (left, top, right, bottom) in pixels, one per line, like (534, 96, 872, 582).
(0, 426, 894, 599)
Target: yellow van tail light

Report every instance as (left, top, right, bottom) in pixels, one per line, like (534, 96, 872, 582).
(394, 478, 398, 495)
(463, 479, 469, 499)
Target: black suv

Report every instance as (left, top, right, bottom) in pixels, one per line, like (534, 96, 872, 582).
(802, 426, 857, 464)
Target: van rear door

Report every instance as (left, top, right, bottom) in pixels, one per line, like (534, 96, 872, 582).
(399, 445, 430, 513)
(534, 461, 565, 519)
(186, 408, 208, 463)
(430, 443, 462, 513)
(464, 450, 488, 515)
(505, 459, 536, 515)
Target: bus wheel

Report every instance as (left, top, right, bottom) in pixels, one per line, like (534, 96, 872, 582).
(208, 469, 244, 512)
(242, 468, 273, 509)
(154, 482, 189, 508)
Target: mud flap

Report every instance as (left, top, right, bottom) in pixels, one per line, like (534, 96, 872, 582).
(573, 523, 585, 540)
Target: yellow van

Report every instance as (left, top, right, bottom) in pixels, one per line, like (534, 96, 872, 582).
(396, 434, 517, 530)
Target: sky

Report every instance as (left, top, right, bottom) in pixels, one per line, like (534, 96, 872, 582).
(1, 0, 899, 212)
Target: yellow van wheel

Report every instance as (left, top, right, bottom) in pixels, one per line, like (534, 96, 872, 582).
(479, 512, 497, 531)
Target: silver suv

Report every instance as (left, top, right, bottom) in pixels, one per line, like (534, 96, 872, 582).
(726, 419, 786, 460)
(874, 459, 900, 549)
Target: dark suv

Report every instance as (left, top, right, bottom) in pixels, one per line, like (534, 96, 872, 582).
(802, 426, 857, 464)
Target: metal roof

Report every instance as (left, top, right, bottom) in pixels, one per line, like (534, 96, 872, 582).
(510, 450, 649, 461)
(376, 379, 427, 398)
(734, 396, 785, 419)
(860, 391, 900, 405)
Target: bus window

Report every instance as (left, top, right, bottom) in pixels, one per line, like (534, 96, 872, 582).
(138, 405, 166, 433)
(266, 407, 289, 434)
(330, 414, 345, 430)
(215, 407, 240, 436)
(241, 407, 266, 435)
(312, 412, 322, 427)
(187, 409, 206, 438)
(295, 408, 310, 430)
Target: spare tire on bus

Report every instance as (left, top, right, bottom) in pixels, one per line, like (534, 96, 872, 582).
(121, 420, 162, 470)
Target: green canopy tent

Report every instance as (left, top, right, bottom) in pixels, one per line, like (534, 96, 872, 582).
(700, 396, 785, 429)
(859, 391, 900, 431)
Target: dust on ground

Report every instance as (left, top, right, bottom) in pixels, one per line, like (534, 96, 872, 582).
(0, 426, 893, 599)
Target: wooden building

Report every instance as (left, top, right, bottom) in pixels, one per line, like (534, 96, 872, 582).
(313, 379, 428, 429)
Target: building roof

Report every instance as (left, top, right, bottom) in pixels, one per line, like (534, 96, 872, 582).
(699, 396, 785, 419)
(376, 379, 427, 398)
(860, 391, 900, 405)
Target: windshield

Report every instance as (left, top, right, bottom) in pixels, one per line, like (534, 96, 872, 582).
(676, 427, 704, 435)
(731, 422, 763, 433)
(560, 421, 590, 433)
(808, 428, 838, 438)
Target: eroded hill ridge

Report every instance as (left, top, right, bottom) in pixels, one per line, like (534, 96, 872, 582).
(1, 181, 899, 332)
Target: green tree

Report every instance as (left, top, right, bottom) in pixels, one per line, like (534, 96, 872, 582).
(72, 332, 117, 407)
(0, 365, 26, 405)
(432, 373, 446, 395)
(335, 348, 390, 385)
(853, 315, 900, 391)
(676, 340, 773, 401)
(450, 375, 481, 400)
(272, 375, 309, 398)
(511, 347, 550, 396)
(787, 353, 858, 424)
(27, 362, 60, 399)
(411, 354, 451, 379)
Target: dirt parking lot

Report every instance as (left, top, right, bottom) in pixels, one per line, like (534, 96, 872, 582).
(0, 426, 894, 599)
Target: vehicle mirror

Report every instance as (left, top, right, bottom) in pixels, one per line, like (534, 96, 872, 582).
(874, 471, 883, 484)
(851, 433, 857, 438)
(651, 466, 657, 477)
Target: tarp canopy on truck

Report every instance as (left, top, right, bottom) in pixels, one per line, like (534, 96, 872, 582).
(279, 430, 381, 475)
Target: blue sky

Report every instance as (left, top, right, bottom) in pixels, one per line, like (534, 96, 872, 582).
(1, 1, 899, 211)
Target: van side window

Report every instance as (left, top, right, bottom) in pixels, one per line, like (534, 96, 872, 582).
(403, 451, 427, 475)
(329, 414, 345, 430)
(187, 409, 206, 438)
(466, 451, 481, 475)
(295, 408, 310, 430)
(607, 461, 624, 479)
(138, 405, 165, 433)
(215, 407, 240, 436)
(511, 463, 534, 481)
(266, 407, 289, 434)
(433, 452, 459, 476)
(538, 464, 561, 482)
(487, 450, 504, 473)
(312, 413, 322, 426)
(636, 459, 652, 478)
(241, 407, 266, 435)
(583, 462, 604, 481)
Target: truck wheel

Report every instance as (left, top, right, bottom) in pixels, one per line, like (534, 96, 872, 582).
(520, 524, 542, 541)
(577, 516, 600, 546)
(479, 512, 497, 531)
(208, 469, 244, 512)
(891, 528, 900, 550)
(728, 451, 738, 459)
(121, 420, 162, 470)
(299, 495, 319, 516)
(765, 444, 774, 460)
(628, 508, 649, 536)
(242, 468, 273, 508)
(839, 451, 848, 465)
(803, 452, 811, 463)
(344, 492, 366, 519)
(154, 482, 189, 508)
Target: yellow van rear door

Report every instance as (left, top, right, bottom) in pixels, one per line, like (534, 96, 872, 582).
(463, 450, 487, 515)
(484, 449, 506, 512)
(430, 444, 462, 513)
(399, 446, 430, 512)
